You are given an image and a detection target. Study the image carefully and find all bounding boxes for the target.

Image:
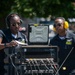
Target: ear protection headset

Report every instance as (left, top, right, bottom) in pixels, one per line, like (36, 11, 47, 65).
(6, 13, 23, 28)
(64, 21, 69, 29)
(53, 17, 69, 31)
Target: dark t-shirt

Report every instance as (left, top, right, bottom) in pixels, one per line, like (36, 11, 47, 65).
(50, 30, 75, 75)
(0, 28, 27, 75)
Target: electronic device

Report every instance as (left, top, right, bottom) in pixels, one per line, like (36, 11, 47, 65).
(28, 24, 49, 45)
(4, 45, 59, 75)
(19, 58, 59, 75)
(20, 45, 59, 63)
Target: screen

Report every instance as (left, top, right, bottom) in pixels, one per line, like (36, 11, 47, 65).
(28, 24, 49, 45)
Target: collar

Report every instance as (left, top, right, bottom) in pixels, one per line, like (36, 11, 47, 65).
(11, 31, 23, 40)
(56, 30, 72, 40)
(59, 36, 66, 40)
(11, 34, 17, 38)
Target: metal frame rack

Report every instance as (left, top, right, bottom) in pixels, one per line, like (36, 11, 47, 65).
(4, 45, 59, 75)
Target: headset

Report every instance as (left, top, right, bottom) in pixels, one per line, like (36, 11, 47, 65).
(53, 17, 69, 31)
(6, 13, 23, 28)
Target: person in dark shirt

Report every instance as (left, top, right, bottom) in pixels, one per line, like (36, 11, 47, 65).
(0, 13, 27, 75)
(50, 17, 75, 75)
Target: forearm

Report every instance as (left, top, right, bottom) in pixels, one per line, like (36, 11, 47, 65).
(0, 40, 19, 50)
(0, 44, 6, 50)
(0, 43, 9, 50)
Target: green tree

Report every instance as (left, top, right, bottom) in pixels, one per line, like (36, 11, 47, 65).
(0, 0, 75, 28)
(11, 0, 75, 18)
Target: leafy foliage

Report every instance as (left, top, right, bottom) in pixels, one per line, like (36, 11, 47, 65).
(0, 0, 75, 18)
(11, 0, 75, 18)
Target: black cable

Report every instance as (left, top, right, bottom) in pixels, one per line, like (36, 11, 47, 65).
(10, 53, 19, 75)
(46, 58, 57, 73)
(26, 59, 34, 75)
(34, 59, 42, 75)
(30, 59, 38, 75)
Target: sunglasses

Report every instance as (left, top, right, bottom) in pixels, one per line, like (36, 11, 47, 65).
(54, 23, 62, 27)
(11, 23, 21, 26)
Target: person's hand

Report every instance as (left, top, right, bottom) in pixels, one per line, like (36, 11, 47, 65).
(7, 40, 18, 47)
